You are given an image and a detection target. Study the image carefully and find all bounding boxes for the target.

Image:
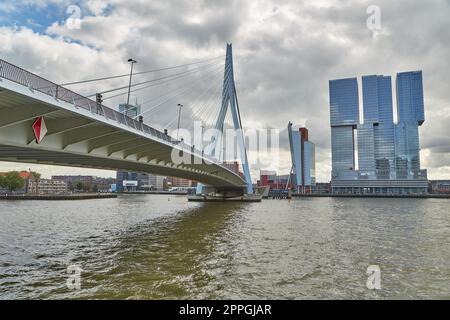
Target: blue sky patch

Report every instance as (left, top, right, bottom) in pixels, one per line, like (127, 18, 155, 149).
(0, 1, 113, 34)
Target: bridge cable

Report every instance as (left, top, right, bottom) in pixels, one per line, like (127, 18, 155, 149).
(163, 68, 224, 129)
(86, 60, 224, 97)
(58, 55, 225, 87)
(101, 62, 224, 107)
(126, 63, 224, 107)
(136, 65, 225, 122)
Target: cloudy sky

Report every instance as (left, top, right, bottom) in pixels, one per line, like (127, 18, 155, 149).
(0, 0, 449, 182)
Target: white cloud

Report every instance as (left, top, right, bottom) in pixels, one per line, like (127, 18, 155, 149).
(86, 0, 109, 16)
(0, 1, 17, 13)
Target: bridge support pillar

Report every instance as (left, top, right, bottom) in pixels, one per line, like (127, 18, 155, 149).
(196, 43, 254, 196)
(189, 186, 262, 202)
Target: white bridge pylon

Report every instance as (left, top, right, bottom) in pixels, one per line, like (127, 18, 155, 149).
(197, 44, 253, 194)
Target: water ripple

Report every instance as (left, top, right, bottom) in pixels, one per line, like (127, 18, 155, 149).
(0, 196, 449, 299)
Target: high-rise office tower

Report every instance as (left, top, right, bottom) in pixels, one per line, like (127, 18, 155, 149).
(288, 123, 316, 193)
(329, 78, 359, 180)
(359, 75, 396, 180)
(395, 71, 425, 179)
(329, 71, 428, 194)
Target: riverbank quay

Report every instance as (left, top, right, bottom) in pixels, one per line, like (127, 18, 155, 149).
(0, 193, 117, 201)
(291, 193, 450, 199)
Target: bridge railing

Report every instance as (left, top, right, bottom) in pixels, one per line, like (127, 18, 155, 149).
(0, 59, 217, 165)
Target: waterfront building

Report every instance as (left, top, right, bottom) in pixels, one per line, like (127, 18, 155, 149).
(311, 183, 332, 194)
(116, 102, 148, 192)
(429, 180, 450, 194)
(258, 170, 291, 190)
(329, 78, 359, 181)
(51, 175, 115, 192)
(116, 171, 133, 192)
(329, 71, 428, 194)
(287, 123, 316, 193)
(116, 172, 151, 192)
(395, 71, 426, 180)
(52, 175, 96, 190)
(358, 75, 396, 180)
(94, 177, 117, 192)
(167, 177, 197, 188)
(28, 179, 67, 195)
(148, 174, 166, 191)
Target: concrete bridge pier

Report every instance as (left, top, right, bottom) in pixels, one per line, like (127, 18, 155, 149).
(188, 186, 262, 202)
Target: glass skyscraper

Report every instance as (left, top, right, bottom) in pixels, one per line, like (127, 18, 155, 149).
(395, 71, 425, 179)
(287, 123, 316, 193)
(359, 75, 396, 180)
(329, 71, 428, 194)
(329, 78, 359, 180)
(396, 71, 425, 125)
(329, 78, 360, 126)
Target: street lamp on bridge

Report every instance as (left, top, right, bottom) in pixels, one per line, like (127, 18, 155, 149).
(126, 58, 137, 114)
(176, 103, 183, 141)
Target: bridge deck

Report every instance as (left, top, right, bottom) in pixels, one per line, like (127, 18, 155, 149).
(0, 59, 246, 188)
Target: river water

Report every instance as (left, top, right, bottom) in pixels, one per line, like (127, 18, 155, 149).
(0, 195, 449, 299)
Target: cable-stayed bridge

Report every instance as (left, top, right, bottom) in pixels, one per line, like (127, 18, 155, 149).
(0, 44, 256, 196)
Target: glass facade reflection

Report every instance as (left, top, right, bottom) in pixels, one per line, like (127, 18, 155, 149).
(395, 71, 425, 179)
(331, 126, 356, 177)
(360, 75, 396, 179)
(329, 71, 427, 194)
(357, 123, 376, 177)
(287, 123, 316, 193)
(329, 78, 359, 126)
(304, 141, 316, 186)
(329, 78, 359, 180)
(396, 71, 425, 125)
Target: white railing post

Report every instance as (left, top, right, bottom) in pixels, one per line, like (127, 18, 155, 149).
(22, 69, 33, 92)
(100, 105, 106, 117)
(87, 99, 93, 113)
(72, 94, 78, 109)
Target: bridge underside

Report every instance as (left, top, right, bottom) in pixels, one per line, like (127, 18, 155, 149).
(0, 145, 238, 187)
(0, 78, 246, 188)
